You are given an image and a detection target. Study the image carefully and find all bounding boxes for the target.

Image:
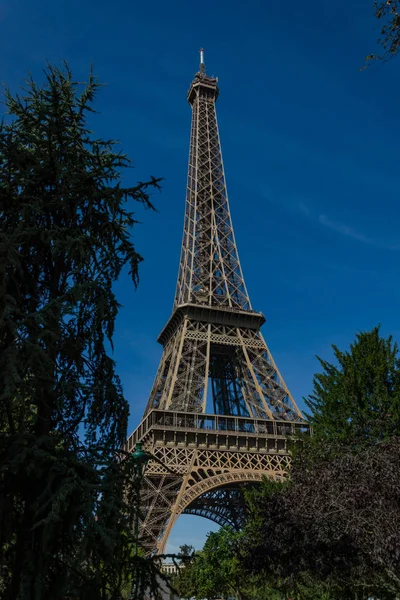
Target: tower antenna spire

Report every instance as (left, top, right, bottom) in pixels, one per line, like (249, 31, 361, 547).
(199, 47, 205, 73)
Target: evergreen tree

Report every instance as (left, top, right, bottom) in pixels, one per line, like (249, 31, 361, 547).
(0, 64, 161, 599)
(306, 326, 400, 443)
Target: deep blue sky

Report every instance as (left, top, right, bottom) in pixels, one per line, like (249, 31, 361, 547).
(2, 0, 400, 552)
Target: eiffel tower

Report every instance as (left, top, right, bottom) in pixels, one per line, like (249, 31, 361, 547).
(126, 50, 309, 554)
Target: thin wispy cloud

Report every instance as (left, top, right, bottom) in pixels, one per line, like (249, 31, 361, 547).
(319, 215, 372, 243)
(318, 215, 400, 251)
(298, 202, 310, 217)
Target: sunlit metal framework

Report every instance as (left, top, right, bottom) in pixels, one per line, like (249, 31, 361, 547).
(126, 411, 310, 554)
(127, 52, 309, 555)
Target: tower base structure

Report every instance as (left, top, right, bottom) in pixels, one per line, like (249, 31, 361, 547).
(126, 410, 310, 554)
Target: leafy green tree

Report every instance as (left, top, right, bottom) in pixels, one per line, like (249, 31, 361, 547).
(168, 544, 196, 599)
(178, 544, 195, 559)
(170, 548, 197, 600)
(197, 527, 246, 599)
(173, 528, 244, 600)
(306, 326, 400, 444)
(173, 528, 284, 600)
(0, 64, 161, 599)
(242, 439, 400, 599)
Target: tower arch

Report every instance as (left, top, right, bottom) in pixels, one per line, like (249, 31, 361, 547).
(161, 471, 285, 553)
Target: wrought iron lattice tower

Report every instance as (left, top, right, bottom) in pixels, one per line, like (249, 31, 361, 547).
(126, 50, 309, 554)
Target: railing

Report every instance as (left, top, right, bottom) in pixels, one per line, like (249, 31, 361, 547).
(183, 301, 262, 317)
(126, 409, 311, 451)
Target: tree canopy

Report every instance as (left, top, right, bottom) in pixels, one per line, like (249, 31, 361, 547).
(173, 529, 284, 600)
(240, 327, 400, 599)
(306, 326, 400, 443)
(243, 438, 400, 599)
(0, 64, 161, 599)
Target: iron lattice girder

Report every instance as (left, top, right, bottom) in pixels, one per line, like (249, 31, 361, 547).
(127, 58, 308, 555)
(145, 317, 302, 420)
(183, 485, 247, 529)
(126, 410, 310, 555)
(175, 70, 250, 311)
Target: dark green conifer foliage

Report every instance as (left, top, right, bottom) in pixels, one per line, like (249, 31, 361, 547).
(0, 64, 161, 599)
(306, 326, 400, 442)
